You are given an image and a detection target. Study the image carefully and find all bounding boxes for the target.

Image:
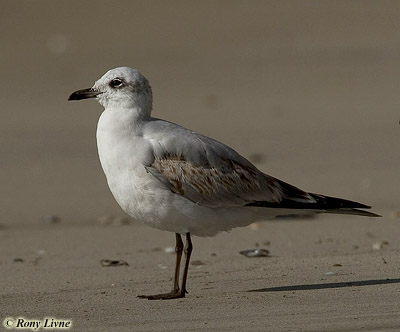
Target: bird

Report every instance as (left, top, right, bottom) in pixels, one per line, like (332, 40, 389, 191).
(68, 67, 379, 300)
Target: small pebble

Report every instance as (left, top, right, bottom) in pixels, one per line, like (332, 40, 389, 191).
(372, 241, 389, 250)
(13, 258, 24, 263)
(100, 259, 129, 267)
(324, 271, 336, 276)
(239, 249, 270, 258)
(164, 246, 175, 254)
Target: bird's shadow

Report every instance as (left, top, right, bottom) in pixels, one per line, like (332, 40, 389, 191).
(248, 278, 400, 292)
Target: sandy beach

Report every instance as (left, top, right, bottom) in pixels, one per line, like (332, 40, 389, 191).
(1, 1, 400, 331)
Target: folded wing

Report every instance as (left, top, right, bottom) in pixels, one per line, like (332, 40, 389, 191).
(143, 119, 378, 217)
(144, 119, 315, 208)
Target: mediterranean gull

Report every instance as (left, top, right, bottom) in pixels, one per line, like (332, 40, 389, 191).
(69, 67, 379, 300)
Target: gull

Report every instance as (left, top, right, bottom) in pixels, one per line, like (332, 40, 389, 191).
(69, 67, 379, 300)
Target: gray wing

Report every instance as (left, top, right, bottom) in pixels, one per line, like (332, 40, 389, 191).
(143, 119, 315, 208)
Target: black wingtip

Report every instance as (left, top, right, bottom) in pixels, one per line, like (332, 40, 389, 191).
(309, 193, 373, 210)
(325, 208, 381, 218)
(246, 193, 379, 218)
(306, 193, 380, 217)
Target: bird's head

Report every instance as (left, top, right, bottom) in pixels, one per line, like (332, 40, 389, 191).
(68, 67, 153, 117)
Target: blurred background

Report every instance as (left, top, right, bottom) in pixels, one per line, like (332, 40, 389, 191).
(1, 0, 399, 225)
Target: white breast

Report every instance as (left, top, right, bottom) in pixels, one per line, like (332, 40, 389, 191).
(96, 109, 169, 224)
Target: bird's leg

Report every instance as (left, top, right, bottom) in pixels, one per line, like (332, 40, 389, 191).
(172, 233, 184, 293)
(180, 233, 193, 295)
(138, 233, 186, 300)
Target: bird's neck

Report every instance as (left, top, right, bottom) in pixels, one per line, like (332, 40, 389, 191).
(97, 105, 151, 136)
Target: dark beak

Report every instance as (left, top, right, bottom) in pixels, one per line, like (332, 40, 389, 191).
(68, 88, 101, 101)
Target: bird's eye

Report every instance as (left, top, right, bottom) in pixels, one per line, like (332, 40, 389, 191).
(110, 78, 123, 88)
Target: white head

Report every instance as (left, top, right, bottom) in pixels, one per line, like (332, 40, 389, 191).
(69, 67, 153, 118)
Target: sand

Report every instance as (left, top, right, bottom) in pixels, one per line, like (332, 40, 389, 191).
(1, 1, 400, 331)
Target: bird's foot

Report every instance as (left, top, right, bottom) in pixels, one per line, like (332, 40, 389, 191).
(138, 290, 186, 300)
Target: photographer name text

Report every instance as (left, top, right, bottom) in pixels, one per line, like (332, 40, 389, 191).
(3, 317, 72, 331)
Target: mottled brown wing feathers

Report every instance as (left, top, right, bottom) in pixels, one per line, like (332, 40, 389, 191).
(147, 153, 312, 207)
